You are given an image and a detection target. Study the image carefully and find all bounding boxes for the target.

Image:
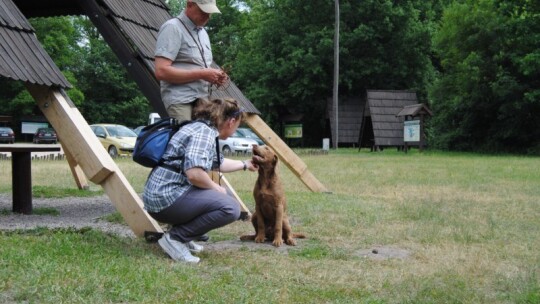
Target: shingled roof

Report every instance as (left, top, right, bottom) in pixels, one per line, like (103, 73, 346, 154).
(0, 0, 71, 88)
(326, 97, 365, 144)
(4, 0, 259, 115)
(396, 103, 433, 118)
(366, 90, 418, 147)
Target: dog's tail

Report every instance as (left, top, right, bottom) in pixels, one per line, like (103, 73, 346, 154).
(292, 233, 306, 239)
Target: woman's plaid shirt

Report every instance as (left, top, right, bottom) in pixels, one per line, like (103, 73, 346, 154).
(143, 121, 222, 213)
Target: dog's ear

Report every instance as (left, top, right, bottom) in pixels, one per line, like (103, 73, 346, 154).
(272, 154, 278, 165)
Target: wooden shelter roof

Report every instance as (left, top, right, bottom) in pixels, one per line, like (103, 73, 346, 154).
(327, 97, 364, 144)
(0, 0, 71, 88)
(396, 103, 433, 117)
(3, 0, 260, 115)
(366, 90, 418, 147)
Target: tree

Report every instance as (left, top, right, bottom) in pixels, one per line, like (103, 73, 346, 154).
(73, 17, 150, 127)
(429, 0, 540, 153)
(229, 0, 436, 145)
(0, 17, 85, 120)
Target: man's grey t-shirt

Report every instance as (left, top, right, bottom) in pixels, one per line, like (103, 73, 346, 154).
(155, 11, 213, 108)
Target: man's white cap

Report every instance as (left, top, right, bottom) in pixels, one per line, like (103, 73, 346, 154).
(191, 0, 221, 14)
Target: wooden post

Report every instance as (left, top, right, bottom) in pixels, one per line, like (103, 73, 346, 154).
(209, 171, 251, 220)
(419, 114, 425, 152)
(245, 114, 329, 193)
(12, 151, 32, 214)
(61, 142, 90, 190)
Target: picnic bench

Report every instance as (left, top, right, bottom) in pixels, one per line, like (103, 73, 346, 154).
(0, 143, 61, 214)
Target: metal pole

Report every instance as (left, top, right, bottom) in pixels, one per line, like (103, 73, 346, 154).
(333, 0, 340, 149)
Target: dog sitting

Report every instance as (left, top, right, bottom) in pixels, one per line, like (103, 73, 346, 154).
(240, 145, 305, 247)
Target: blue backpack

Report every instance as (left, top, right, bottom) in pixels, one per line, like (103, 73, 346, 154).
(132, 118, 185, 167)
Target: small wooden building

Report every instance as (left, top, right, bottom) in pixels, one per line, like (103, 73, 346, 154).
(327, 90, 419, 150)
(396, 103, 433, 152)
(326, 97, 364, 146)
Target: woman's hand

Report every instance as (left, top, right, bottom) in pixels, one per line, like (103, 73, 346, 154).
(215, 185, 227, 194)
(245, 159, 258, 172)
(220, 159, 259, 173)
(186, 167, 223, 191)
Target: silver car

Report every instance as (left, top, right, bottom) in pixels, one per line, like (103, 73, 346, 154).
(219, 130, 258, 154)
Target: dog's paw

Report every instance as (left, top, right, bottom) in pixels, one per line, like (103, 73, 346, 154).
(285, 238, 297, 246)
(255, 235, 265, 243)
(272, 239, 283, 247)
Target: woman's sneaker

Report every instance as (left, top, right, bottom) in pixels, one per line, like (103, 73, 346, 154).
(186, 241, 203, 253)
(158, 233, 200, 263)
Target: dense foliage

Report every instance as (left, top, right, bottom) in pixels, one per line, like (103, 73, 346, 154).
(211, 0, 439, 145)
(429, 0, 540, 153)
(0, 0, 538, 153)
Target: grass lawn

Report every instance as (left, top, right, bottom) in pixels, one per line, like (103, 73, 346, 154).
(0, 149, 539, 303)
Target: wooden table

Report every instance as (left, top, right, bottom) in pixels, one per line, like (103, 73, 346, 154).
(0, 143, 61, 214)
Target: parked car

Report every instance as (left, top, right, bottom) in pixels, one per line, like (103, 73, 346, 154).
(33, 127, 58, 144)
(90, 124, 137, 157)
(236, 127, 265, 146)
(219, 130, 259, 154)
(0, 127, 15, 144)
(133, 126, 145, 136)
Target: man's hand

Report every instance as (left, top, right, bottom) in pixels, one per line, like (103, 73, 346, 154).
(204, 68, 228, 86)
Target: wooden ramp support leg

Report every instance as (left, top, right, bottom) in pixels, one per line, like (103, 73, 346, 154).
(245, 114, 330, 193)
(210, 171, 251, 220)
(61, 141, 89, 190)
(26, 84, 162, 237)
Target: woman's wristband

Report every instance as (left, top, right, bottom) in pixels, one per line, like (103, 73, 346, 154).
(241, 160, 247, 171)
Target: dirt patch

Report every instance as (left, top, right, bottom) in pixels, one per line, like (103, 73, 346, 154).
(204, 239, 300, 254)
(355, 246, 411, 260)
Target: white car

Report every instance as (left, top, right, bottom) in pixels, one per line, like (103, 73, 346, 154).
(236, 127, 265, 146)
(219, 130, 258, 154)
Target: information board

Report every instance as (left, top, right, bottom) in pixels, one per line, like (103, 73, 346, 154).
(284, 124, 302, 139)
(404, 120, 420, 142)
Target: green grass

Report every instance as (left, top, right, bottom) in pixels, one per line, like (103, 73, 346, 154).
(100, 211, 126, 225)
(1, 149, 539, 303)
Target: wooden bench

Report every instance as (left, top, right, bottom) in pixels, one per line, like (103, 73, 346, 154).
(0, 143, 61, 214)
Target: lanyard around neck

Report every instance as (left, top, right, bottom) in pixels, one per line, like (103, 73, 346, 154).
(177, 18, 208, 68)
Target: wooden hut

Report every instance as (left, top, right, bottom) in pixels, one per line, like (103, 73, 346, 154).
(327, 90, 419, 150)
(359, 90, 418, 150)
(326, 97, 364, 147)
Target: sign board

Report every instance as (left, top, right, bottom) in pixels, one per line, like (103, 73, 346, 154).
(284, 124, 302, 139)
(322, 138, 330, 151)
(21, 122, 49, 134)
(404, 120, 420, 142)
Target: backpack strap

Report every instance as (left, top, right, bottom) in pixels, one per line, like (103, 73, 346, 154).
(159, 119, 216, 168)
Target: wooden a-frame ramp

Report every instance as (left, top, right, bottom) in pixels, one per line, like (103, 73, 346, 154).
(25, 84, 162, 236)
(3, 0, 328, 237)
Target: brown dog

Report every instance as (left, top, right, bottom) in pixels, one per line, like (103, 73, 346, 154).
(240, 145, 305, 247)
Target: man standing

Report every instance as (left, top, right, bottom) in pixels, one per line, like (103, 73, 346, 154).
(155, 0, 227, 122)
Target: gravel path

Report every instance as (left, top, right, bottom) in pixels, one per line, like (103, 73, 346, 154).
(0, 193, 135, 238)
(0, 193, 295, 253)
